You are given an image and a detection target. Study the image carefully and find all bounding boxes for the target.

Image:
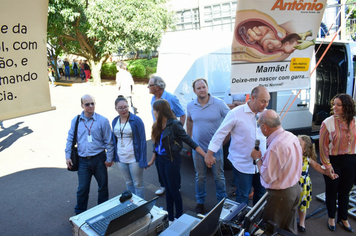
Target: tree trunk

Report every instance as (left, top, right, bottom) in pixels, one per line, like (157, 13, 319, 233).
(47, 53, 61, 81)
(51, 56, 61, 81)
(89, 60, 103, 86)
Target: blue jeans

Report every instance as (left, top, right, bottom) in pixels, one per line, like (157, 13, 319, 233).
(73, 68, 78, 78)
(75, 152, 108, 214)
(155, 156, 181, 189)
(155, 160, 164, 187)
(193, 149, 227, 204)
(65, 66, 70, 79)
(156, 154, 182, 221)
(233, 167, 266, 205)
(118, 161, 144, 199)
(80, 69, 86, 81)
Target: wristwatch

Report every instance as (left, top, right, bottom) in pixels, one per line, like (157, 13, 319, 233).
(253, 158, 262, 165)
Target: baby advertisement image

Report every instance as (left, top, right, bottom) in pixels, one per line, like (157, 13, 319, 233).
(231, 0, 327, 94)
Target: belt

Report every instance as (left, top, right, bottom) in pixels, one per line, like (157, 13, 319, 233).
(80, 151, 104, 160)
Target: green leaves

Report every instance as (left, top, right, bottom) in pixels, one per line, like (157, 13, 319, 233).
(47, 0, 174, 84)
(48, 0, 173, 59)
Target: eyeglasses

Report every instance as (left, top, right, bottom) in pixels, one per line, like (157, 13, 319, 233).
(117, 106, 129, 111)
(84, 102, 95, 107)
(148, 84, 156, 87)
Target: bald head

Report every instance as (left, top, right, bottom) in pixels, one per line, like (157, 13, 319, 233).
(81, 94, 95, 104)
(81, 94, 96, 117)
(259, 109, 281, 128)
(249, 86, 270, 113)
(251, 86, 268, 97)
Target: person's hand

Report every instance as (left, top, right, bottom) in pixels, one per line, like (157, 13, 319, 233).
(146, 160, 154, 169)
(324, 166, 338, 180)
(250, 149, 262, 161)
(105, 161, 113, 168)
(330, 173, 339, 179)
(204, 152, 216, 168)
(66, 159, 73, 169)
(294, 39, 315, 50)
(324, 166, 333, 176)
(146, 153, 156, 169)
(298, 29, 312, 40)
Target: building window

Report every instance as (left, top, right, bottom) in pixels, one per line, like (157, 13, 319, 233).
(204, 1, 237, 31)
(172, 1, 237, 32)
(175, 8, 200, 31)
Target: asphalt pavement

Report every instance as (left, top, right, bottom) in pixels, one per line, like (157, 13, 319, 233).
(0, 78, 355, 236)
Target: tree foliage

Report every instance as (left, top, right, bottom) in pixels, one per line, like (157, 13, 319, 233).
(346, 0, 356, 18)
(47, 0, 174, 85)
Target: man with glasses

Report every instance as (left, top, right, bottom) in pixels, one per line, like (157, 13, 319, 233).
(187, 78, 230, 214)
(205, 86, 269, 206)
(148, 74, 186, 195)
(65, 94, 114, 215)
(148, 75, 186, 125)
(251, 109, 302, 234)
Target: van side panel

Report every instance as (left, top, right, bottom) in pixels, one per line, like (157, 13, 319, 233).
(276, 89, 312, 134)
(157, 31, 233, 109)
(157, 31, 356, 138)
(207, 53, 231, 100)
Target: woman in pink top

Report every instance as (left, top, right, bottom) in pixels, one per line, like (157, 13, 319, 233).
(319, 93, 356, 232)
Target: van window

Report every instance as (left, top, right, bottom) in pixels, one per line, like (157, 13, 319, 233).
(312, 43, 348, 131)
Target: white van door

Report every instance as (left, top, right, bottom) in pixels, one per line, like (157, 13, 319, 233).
(276, 89, 312, 134)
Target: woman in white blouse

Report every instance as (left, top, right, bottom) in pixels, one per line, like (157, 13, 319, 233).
(112, 96, 147, 199)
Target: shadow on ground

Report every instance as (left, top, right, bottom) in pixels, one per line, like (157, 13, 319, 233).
(0, 168, 75, 236)
(0, 122, 33, 152)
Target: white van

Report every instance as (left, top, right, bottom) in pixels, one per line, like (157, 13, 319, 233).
(157, 30, 356, 137)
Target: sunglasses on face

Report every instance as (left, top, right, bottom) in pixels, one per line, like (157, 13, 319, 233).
(84, 102, 95, 107)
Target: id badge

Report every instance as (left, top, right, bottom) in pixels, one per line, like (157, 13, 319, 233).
(87, 135, 93, 143)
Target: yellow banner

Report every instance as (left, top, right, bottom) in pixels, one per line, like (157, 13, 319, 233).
(0, 0, 54, 121)
(290, 58, 310, 71)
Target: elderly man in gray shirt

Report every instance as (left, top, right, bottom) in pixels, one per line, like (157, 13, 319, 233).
(187, 78, 230, 214)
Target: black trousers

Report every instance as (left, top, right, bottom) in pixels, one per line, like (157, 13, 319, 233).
(324, 154, 356, 220)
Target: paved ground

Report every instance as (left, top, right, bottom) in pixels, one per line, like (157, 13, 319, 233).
(0, 78, 355, 235)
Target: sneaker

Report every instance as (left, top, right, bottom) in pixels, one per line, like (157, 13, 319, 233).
(155, 187, 165, 195)
(195, 203, 204, 214)
(169, 218, 177, 226)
